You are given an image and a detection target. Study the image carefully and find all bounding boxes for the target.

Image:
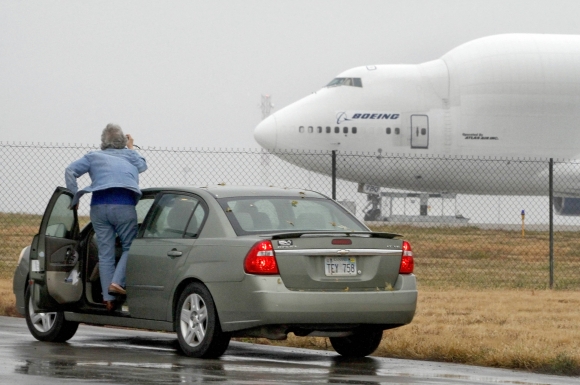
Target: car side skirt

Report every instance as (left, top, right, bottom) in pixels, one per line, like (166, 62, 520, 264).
(64, 312, 174, 332)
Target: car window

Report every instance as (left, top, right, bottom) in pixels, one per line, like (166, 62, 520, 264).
(45, 194, 75, 238)
(250, 200, 279, 230)
(143, 194, 204, 238)
(219, 197, 367, 235)
(186, 204, 205, 237)
(135, 196, 155, 224)
(291, 200, 338, 230)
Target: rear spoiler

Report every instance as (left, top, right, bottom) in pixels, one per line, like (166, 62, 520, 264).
(266, 231, 402, 240)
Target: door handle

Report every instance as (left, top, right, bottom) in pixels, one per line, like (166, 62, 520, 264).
(167, 249, 183, 258)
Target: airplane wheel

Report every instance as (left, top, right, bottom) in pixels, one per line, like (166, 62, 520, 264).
(364, 208, 382, 221)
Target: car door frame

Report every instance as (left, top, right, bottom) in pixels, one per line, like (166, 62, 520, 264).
(127, 190, 208, 320)
(29, 186, 82, 311)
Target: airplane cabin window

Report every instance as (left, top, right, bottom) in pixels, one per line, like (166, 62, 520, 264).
(334, 127, 340, 133)
(326, 127, 331, 133)
(308, 126, 313, 133)
(352, 127, 357, 134)
(421, 128, 427, 135)
(395, 128, 400, 135)
(343, 127, 348, 134)
(386, 127, 391, 134)
(299, 126, 304, 133)
(317, 126, 322, 133)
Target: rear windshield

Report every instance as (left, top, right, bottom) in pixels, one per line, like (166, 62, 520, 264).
(217, 196, 367, 235)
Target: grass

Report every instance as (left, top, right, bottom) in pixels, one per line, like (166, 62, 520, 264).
(0, 212, 42, 278)
(1, 214, 580, 375)
(2, 213, 580, 287)
(372, 224, 580, 289)
(0, 279, 20, 317)
(0, 212, 89, 278)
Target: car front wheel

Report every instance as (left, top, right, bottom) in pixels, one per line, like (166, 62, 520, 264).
(24, 286, 79, 342)
(175, 282, 231, 358)
(329, 327, 383, 357)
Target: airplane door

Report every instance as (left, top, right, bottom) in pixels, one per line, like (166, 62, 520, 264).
(29, 187, 82, 310)
(411, 115, 429, 149)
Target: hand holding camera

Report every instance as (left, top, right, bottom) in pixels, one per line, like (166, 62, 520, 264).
(126, 134, 134, 149)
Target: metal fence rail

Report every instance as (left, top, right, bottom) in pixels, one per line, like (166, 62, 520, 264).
(1, 142, 579, 289)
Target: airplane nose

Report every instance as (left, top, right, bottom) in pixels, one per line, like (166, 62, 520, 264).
(254, 114, 277, 150)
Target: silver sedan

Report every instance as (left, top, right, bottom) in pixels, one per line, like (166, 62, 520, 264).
(13, 185, 417, 358)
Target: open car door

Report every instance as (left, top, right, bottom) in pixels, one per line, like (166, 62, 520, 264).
(29, 187, 82, 311)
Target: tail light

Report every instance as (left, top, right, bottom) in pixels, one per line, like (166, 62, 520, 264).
(244, 240, 279, 275)
(399, 240, 414, 274)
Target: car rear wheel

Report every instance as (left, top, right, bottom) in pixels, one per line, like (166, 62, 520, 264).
(329, 327, 383, 357)
(175, 282, 231, 358)
(24, 286, 79, 342)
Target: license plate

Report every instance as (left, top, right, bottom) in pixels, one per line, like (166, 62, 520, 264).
(325, 256, 357, 276)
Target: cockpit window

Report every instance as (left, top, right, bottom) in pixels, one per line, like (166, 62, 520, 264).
(326, 77, 362, 88)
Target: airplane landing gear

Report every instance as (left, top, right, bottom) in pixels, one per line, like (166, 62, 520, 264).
(363, 194, 382, 221)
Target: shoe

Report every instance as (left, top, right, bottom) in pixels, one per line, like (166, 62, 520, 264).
(104, 300, 116, 311)
(108, 283, 126, 296)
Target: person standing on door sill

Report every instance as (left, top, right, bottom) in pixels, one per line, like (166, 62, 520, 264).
(65, 123, 147, 311)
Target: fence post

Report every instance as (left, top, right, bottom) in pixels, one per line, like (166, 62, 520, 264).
(332, 150, 336, 200)
(549, 158, 554, 289)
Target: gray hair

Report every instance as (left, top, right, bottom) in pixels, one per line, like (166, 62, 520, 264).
(100, 123, 127, 150)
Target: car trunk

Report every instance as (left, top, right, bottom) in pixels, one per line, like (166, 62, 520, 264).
(271, 233, 403, 291)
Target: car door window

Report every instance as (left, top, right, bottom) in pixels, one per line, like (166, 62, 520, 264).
(45, 194, 75, 238)
(143, 194, 204, 238)
(136, 196, 155, 224)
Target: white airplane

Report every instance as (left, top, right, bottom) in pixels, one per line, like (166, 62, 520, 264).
(254, 33, 580, 217)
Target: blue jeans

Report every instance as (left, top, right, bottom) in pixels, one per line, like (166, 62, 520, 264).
(90, 204, 138, 301)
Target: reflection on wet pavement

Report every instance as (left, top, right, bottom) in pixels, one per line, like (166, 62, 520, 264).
(1, 316, 577, 385)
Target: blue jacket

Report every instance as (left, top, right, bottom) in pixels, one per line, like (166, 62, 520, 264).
(65, 149, 147, 207)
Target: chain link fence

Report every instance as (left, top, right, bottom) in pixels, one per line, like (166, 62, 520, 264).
(1, 142, 579, 289)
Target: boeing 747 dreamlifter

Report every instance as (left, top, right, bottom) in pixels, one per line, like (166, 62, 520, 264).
(254, 34, 580, 216)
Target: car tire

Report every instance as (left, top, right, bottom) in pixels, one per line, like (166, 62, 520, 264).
(175, 282, 231, 358)
(329, 327, 383, 357)
(24, 286, 79, 342)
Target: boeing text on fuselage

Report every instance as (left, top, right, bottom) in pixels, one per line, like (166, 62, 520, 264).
(337, 112, 400, 124)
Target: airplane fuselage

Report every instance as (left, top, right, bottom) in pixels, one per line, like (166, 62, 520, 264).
(254, 34, 580, 208)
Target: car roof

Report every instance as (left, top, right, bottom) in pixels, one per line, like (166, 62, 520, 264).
(141, 185, 330, 200)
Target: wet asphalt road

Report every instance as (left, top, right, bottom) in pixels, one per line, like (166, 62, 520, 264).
(0, 316, 577, 385)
